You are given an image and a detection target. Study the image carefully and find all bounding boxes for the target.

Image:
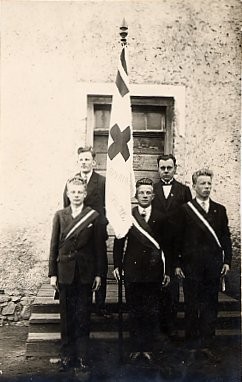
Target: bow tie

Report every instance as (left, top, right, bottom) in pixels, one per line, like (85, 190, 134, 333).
(161, 181, 173, 186)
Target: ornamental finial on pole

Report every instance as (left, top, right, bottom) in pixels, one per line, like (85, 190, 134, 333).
(120, 18, 128, 46)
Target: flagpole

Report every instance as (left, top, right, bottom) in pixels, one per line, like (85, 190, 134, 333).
(117, 19, 128, 364)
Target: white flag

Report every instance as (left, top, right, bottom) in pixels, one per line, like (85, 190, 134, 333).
(106, 45, 135, 238)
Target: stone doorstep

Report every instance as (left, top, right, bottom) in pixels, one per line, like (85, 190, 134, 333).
(27, 331, 130, 342)
(26, 328, 241, 345)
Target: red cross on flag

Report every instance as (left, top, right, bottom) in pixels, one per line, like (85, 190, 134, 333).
(106, 45, 135, 238)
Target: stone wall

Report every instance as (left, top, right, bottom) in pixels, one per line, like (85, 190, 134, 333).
(0, 0, 240, 318)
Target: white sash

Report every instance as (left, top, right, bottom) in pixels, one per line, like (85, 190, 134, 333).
(65, 210, 96, 240)
(131, 216, 166, 274)
(187, 202, 224, 260)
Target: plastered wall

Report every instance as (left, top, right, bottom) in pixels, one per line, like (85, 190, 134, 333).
(0, 1, 240, 302)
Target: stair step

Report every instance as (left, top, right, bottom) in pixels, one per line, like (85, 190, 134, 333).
(30, 312, 129, 324)
(26, 282, 240, 357)
(27, 327, 240, 344)
(27, 331, 129, 342)
(30, 313, 60, 323)
(180, 310, 240, 319)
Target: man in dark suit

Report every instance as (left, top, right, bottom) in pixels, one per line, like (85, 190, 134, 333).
(152, 154, 192, 337)
(49, 177, 106, 373)
(113, 178, 170, 363)
(175, 169, 232, 360)
(63, 146, 110, 318)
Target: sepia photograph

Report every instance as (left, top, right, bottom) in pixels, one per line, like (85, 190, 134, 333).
(0, 0, 240, 381)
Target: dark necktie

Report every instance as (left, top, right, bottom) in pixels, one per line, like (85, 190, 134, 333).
(141, 209, 146, 220)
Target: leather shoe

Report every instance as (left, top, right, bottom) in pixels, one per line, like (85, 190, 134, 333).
(129, 352, 141, 362)
(142, 352, 154, 364)
(199, 348, 220, 363)
(59, 356, 71, 372)
(76, 357, 90, 373)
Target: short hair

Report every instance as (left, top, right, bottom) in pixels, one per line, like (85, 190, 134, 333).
(77, 146, 96, 159)
(135, 178, 154, 198)
(157, 154, 176, 167)
(136, 177, 153, 189)
(192, 169, 214, 185)
(67, 175, 87, 191)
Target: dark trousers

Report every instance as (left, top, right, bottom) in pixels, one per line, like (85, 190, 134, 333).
(160, 275, 180, 335)
(95, 276, 107, 311)
(125, 282, 161, 353)
(95, 238, 108, 311)
(183, 276, 220, 347)
(59, 271, 92, 359)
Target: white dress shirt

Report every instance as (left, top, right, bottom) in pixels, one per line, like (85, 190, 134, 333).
(196, 198, 210, 213)
(138, 205, 152, 222)
(80, 170, 93, 184)
(161, 178, 174, 199)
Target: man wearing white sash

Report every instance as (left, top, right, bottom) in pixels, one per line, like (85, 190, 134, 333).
(49, 177, 106, 373)
(113, 178, 170, 364)
(175, 169, 232, 362)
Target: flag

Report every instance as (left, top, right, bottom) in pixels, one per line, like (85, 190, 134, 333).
(106, 45, 135, 239)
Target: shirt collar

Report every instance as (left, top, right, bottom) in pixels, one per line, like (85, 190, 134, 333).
(196, 197, 210, 207)
(81, 170, 93, 183)
(161, 178, 174, 185)
(138, 205, 152, 214)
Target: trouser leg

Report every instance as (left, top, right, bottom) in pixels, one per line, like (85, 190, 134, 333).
(160, 276, 179, 335)
(199, 277, 220, 347)
(74, 283, 92, 359)
(183, 278, 200, 347)
(125, 283, 161, 353)
(95, 277, 107, 311)
(59, 283, 78, 358)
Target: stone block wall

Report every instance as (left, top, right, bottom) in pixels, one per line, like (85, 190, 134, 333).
(0, 0, 240, 319)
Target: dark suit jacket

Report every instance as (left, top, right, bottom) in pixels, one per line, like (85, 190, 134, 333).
(113, 206, 169, 283)
(174, 199, 232, 279)
(153, 179, 192, 220)
(152, 179, 192, 266)
(48, 206, 106, 285)
(63, 171, 107, 224)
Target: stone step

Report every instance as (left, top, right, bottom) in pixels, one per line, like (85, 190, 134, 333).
(26, 282, 240, 357)
(26, 327, 241, 358)
(29, 314, 240, 333)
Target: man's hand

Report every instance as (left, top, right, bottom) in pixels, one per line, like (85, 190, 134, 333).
(92, 276, 101, 291)
(175, 267, 185, 279)
(113, 268, 120, 282)
(162, 275, 170, 287)
(221, 264, 230, 276)
(50, 276, 58, 290)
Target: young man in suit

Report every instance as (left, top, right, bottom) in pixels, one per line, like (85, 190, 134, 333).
(113, 178, 170, 363)
(152, 154, 192, 337)
(49, 177, 106, 372)
(63, 146, 110, 318)
(175, 169, 232, 361)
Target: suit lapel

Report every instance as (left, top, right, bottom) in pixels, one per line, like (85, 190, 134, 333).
(132, 207, 153, 235)
(155, 181, 167, 209)
(165, 180, 177, 209)
(190, 199, 219, 232)
(62, 206, 92, 238)
(193, 198, 208, 216)
(86, 171, 98, 195)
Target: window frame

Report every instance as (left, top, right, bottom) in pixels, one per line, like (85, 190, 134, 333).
(82, 83, 185, 155)
(87, 94, 174, 154)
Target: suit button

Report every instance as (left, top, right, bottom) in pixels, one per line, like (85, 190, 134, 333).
(134, 261, 137, 264)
